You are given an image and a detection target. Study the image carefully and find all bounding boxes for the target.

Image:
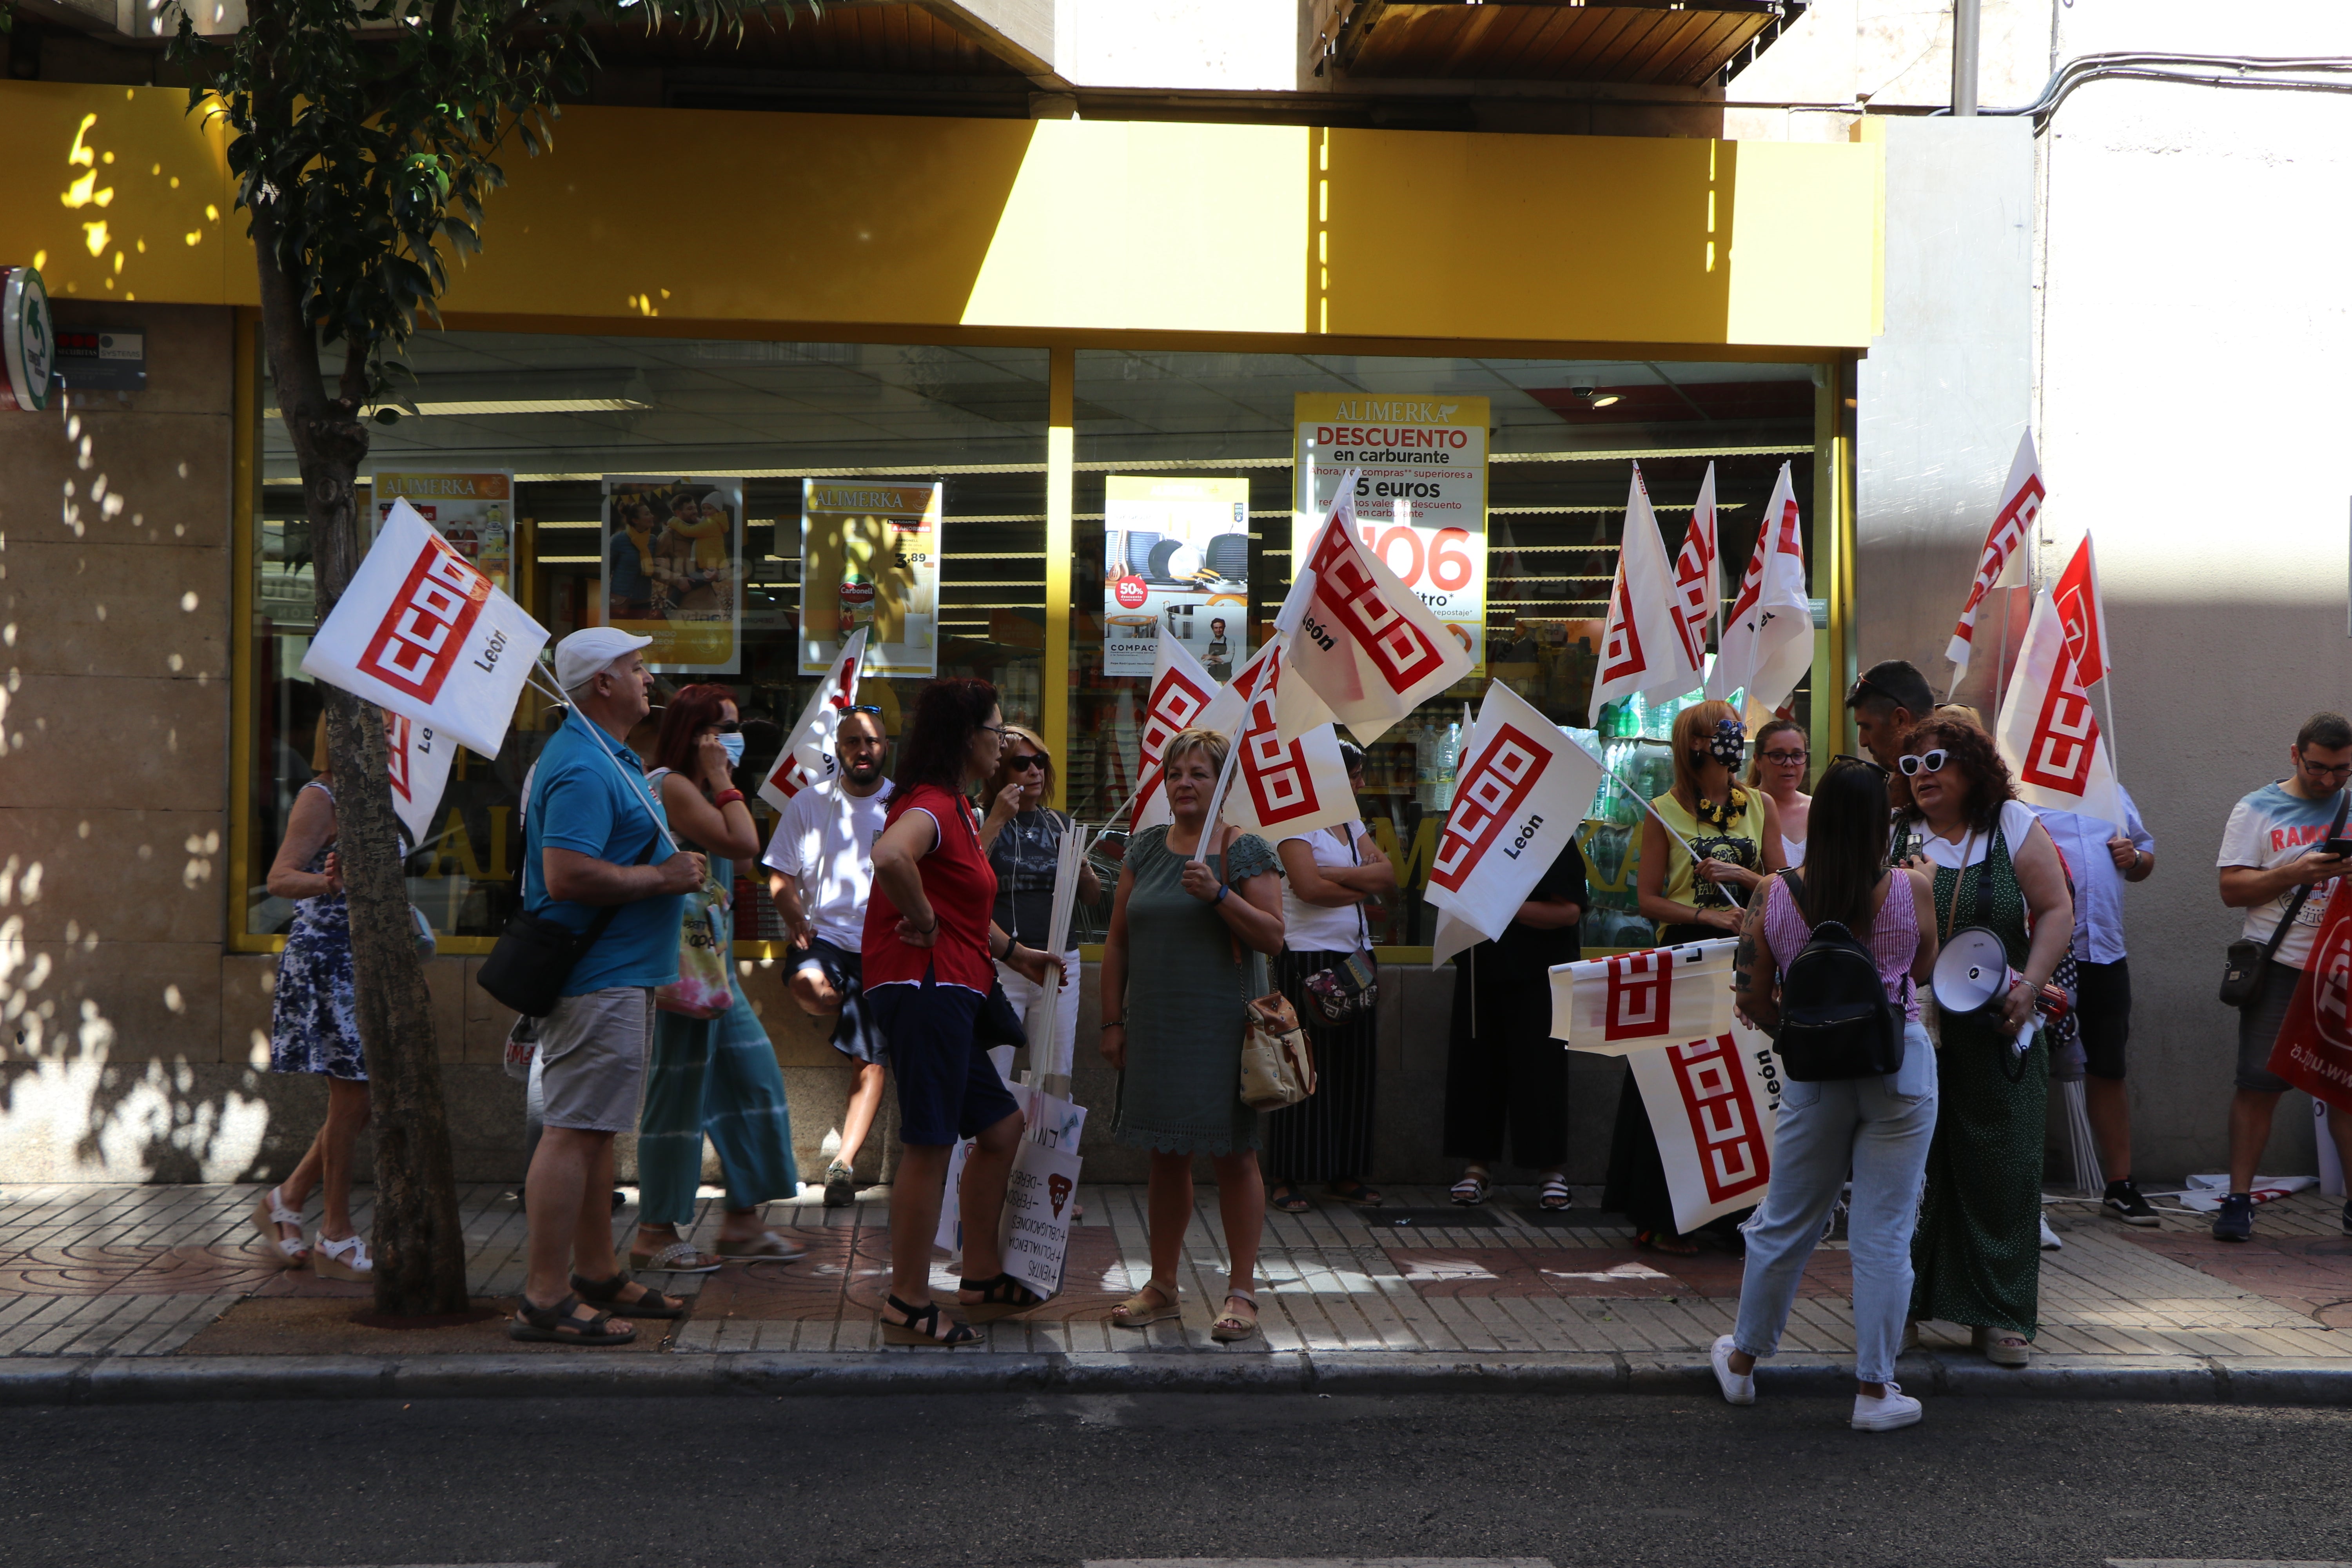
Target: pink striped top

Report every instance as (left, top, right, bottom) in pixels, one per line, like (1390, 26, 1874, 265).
(1761, 871, 1922, 1022)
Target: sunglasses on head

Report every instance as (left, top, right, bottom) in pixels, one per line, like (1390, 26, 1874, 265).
(1827, 752, 1888, 777)
(1896, 749, 1949, 777)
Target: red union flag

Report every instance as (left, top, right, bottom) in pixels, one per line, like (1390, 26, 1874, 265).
(1198, 639, 1354, 835)
(2268, 878, 2352, 1115)
(1668, 463, 1719, 673)
(1605, 950, 1675, 1042)
(1276, 475, 1474, 746)
(757, 627, 868, 813)
(301, 500, 548, 758)
(1706, 462, 1811, 721)
(1995, 589, 2126, 831)
(1946, 430, 2045, 676)
(1131, 630, 1220, 832)
(386, 712, 455, 850)
(1553, 934, 1738, 1053)
(2052, 531, 2111, 688)
(1629, 1022, 1781, 1232)
(1424, 680, 1605, 966)
(1588, 463, 1702, 725)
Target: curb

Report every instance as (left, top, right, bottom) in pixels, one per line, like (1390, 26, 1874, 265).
(2, 1349, 2350, 1406)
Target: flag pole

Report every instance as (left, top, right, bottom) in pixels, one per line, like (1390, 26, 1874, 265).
(1592, 742, 1745, 912)
(525, 662, 681, 852)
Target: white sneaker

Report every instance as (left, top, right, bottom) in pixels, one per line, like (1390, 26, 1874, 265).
(2038, 1212, 2064, 1250)
(1709, 1334, 1755, 1406)
(1851, 1381, 1923, 1431)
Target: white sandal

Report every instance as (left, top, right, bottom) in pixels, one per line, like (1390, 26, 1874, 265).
(249, 1185, 309, 1267)
(313, 1232, 373, 1281)
(1210, 1290, 1260, 1343)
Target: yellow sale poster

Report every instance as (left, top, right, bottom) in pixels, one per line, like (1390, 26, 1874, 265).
(372, 470, 514, 594)
(800, 480, 942, 677)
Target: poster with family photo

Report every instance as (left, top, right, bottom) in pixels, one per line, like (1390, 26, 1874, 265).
(1101, 475, 1250, 680)
(601, 475, 744, 673)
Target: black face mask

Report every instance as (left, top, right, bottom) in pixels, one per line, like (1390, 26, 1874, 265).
(1707, 717, 1747, 770)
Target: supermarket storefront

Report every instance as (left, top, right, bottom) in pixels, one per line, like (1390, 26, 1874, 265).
(0, 83, 1880, 1181)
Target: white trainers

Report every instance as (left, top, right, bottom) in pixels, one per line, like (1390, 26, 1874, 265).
(2038, 1212, 2064, 1250)
(1851, 1381, 1923, 1431)
(1709, 1334, 1755, 1406)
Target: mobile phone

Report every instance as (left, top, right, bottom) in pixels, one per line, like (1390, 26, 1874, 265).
(2321, 838, 2352, 858)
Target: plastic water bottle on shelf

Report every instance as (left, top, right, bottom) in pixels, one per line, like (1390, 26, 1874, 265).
(1435, 719, 1461, 811)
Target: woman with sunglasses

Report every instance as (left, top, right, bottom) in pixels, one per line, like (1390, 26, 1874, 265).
(978, 725, 1102, 1088)
(1895, 715, 2073, 1368)
(1612, 699, 1786, 1253)
(631, 684, 806, 1273)
(1748, 717, 1812, 867)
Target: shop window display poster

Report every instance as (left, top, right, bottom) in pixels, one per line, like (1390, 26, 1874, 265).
(1102, 475, 1250, 681)
(1292, 393, 1488, 676)
(602, 475, 745, 673)
(372, 470, 514, 594)
(800, 480, 942, 677)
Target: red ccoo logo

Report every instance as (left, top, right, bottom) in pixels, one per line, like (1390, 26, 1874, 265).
(361, 537, 491, 704)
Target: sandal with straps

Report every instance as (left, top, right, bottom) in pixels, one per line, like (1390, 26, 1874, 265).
(627, 1239, 724, 1274)
(313, 1232, 373, 1281)
(1210, 1290, 1260, 1343)
(958, 1271, 1047, 1323)
(880, 1293, 979, 1347)
(1110, 1279, 1180, 1328)
(1450, 1172, 1491, 1207)
(249, 1185, 309, 1267)
(509, 1292, 635, 1345)
(1537, 1173, 1573, 1211)
(571, 1269, 688, 1319)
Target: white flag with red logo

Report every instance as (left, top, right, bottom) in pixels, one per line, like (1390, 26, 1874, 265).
(1996, 589, 2126, 832)
(385, 712, 455, 851)
(301, 500, 548, 758)
(1425, 681, 1605, 967)
(1549, 936, 1738, 1055)
(1668, 462, 1719, 675)
(757, 628, 868, 813)
(2051, 531, 2111, 688)
(1130, 628, 1221, 833)
(1946, 431, 2045, 677)
(1628, 1020, 1782, 1233)
(1198, 639, 1356, 836)
(1705, 462, 1811, 720)
(1588, 463, 1704, 726)
(1274, 474, 1475, 746)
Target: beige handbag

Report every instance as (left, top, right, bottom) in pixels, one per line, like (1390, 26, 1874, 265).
(1238, 947, 1316, 1110)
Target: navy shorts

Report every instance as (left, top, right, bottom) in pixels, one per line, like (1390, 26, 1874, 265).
(792, 937, 888, 1066)
(866, 971, 1021, 1147)
(2074, 956, 2130, 1081)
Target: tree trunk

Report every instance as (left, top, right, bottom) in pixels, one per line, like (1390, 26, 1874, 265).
(253, 203, 472, 1317)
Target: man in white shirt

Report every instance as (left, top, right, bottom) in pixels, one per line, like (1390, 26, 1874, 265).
(762, 706, 894, 1209)
(2029, 788, 2157, 1225)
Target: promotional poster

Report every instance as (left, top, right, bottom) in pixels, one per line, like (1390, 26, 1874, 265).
(1102, 475, 1250, 680)
(601, 475, 744, 673)
(373, 471, 515, 593)
(800, 479, 942, 677)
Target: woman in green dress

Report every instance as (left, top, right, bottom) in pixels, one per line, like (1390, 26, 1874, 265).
(1099, 727, 1286, 1343)
(1899, 714, 2074, 1367)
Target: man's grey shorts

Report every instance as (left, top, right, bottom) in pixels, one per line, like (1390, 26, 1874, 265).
(537, 986, 654, 1132)
(2236, 960, 2301, 1094)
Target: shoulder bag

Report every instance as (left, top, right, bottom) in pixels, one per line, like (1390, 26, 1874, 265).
(646, 769, 735, 1020)
(1300, 826, 1378, 1033)
(477, 826, 661, 1019)
(2220, 788, 2349, 1009)
(1198, 828, 1315, 1110)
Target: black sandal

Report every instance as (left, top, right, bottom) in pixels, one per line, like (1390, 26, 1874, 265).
(956, 1272, 1047, 1323)
(509, 1292, 635, 1345)
(570, 1269, 688, 1319)
(880, 1293, 979, 1347)
(1268, 1183, 1312, 1214)
(1328, 1180, 1385, 1209)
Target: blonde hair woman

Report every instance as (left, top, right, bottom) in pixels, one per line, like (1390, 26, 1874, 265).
(1098, 728, 1285, 1342)
(978, 724, 1103, 1085)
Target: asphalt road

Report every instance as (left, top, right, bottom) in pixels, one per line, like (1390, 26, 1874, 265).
(5, 1389, 2349, 1567)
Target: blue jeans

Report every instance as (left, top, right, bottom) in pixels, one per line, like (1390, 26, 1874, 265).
(1733, 1021, 1938, 1385)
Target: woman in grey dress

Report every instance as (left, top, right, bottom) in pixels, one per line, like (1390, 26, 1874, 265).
(1099, 727, 1285, 1342)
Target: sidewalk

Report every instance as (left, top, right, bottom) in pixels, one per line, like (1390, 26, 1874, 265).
(0, 1180, 2347, 1404)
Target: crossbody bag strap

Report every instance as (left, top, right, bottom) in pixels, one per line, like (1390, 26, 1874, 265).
(1941, 830, 1976, 939)
(2259, 788, 2351, 967)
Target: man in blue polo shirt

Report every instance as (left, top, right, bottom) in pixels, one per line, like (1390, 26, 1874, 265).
(511, 626, 706, 1346)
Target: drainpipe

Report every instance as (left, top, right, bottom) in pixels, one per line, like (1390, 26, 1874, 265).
(1951, 0, 1981, 115)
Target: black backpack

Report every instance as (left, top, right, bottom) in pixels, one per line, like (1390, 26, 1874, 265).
(1774, 871, 1906, 1083)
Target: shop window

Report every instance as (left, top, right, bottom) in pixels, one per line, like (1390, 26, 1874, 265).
(243, 334, 1048, 950)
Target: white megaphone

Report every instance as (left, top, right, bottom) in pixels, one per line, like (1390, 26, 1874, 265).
(1933, 927, 2040, 1054)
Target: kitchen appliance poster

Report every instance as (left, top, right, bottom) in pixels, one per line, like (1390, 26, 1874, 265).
(601, 475, 744, 673)
(1102, 475, 1250, 680)
(800, 480, 941, 677)
(373, 470, 515, 594)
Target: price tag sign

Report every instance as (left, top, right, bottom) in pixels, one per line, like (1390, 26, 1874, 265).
(1293, 393, 1488, 675)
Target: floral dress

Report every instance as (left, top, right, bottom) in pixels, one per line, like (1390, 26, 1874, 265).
(269, 781, 367, 1081)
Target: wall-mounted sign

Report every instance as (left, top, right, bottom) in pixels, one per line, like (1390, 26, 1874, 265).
(799, 480, 941, 677)
(1102, 475, 1250, 681)
(0, 267, 53, 414)
(603, 475, 745, 673)
(374, 470, 514, 594)
(1293, 393, 1489, 674)
(52, 328, 144, 393)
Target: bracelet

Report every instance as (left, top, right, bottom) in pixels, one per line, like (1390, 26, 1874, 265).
(1214, 884, 1229, 904)
(1101, 1018, 1125, 1030)
(912, 915, 938, 935)
(712, 788, 745, 807)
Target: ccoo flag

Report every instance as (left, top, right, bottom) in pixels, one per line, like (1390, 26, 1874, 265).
(2051, 532, 2111, 688)
(1549, 936, 1739, 1056)
(1130, 628, 1222, 833)
(301, 500, 548, 759)
(1199, 639, 1356, 836)
(1425, 681, 1606, 967)
(1995, 590, 2126, 833)
(1589, 463, 1704, 725)
(1705, 461, 1811, 721)
(1628, 1021, 1781, 1234)
(385, 712, 455, 852)
(1946, 431, 2045, 677)
(1667, 463, 1720, 675)
(758, 628, 868, 812)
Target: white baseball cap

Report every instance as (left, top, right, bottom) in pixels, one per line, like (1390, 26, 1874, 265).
(554, 626, 654, 692)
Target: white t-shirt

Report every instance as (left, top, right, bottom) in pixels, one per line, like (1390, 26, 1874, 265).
(2217, 782, 2348, 970)
(1916, 800, 2042, 871)
(760, 780, 895, 951)
(1278, 819, 1374, 954)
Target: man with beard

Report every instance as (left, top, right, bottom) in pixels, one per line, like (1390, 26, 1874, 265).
(762, 705, 897, 1208)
